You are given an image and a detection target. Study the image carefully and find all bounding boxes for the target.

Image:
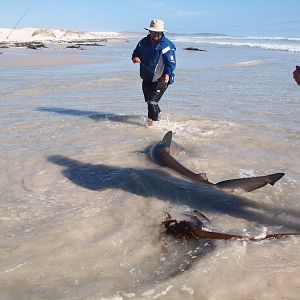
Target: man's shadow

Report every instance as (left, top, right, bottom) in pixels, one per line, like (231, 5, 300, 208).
(37, 107, 145, 127)
(48, 155, 300, 231)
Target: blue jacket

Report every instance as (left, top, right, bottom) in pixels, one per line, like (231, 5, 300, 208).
(132, 34, 176, 84)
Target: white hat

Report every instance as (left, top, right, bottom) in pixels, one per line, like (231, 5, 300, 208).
(144, 19, 167, 32)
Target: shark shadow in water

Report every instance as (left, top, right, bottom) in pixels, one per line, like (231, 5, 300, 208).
(37, 107, 145, 127)
(48, 155, 300, 231)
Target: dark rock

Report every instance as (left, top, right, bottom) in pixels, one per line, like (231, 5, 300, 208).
(14, 42, 46, 49)
(184, 47, 207, 52)
(75, 43, 104, 47)
(66, 45, 80, 48)
(66, 45, 85, 50)
(0, 43, 9, 48)
(27, 44, 38, 50)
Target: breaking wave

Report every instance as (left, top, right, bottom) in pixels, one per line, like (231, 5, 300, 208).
(172, 34, 300, 52)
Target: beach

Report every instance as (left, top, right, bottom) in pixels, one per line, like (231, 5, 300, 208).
(0, 29, 300, 300)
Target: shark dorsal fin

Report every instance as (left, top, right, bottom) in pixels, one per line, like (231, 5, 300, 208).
(162, 131, 172, 147)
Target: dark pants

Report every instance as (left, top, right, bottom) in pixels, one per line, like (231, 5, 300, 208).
(142, 80, 168, 121)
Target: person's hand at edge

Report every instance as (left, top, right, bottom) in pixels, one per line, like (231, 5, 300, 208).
(132, 57, 141, 64)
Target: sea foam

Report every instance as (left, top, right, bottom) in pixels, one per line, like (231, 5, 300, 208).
(172, 34, 300, 52)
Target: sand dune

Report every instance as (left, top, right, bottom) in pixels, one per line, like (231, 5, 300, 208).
(32, 28, 57, 39)
(0, 27, 123, 43)
(62, 29, 97, 39)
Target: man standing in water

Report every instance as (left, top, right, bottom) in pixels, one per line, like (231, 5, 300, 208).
(132, 19, 176, 127)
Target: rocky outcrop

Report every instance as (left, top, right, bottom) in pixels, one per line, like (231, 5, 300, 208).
(14, 42, 46, 49)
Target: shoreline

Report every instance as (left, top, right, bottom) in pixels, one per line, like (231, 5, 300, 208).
(0, 27, 127, 68)
(0, 27, 126, 53)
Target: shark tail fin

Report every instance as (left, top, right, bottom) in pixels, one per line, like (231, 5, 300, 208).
(268, 173, 285, 186)
(162, 131, 172, 147)
(197, 173, 209, 182)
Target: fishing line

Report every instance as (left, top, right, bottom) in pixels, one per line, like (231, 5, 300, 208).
(139, 61, 155, 74)
(6, 1, 36, 40)
(118, 49, 155, 74)
(165, 83, 171, 126)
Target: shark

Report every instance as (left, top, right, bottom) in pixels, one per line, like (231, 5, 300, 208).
(149, 131, 284, 193)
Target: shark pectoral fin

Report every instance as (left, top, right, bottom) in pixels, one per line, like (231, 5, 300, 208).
(169, 141, 184, 156)
(268, 172, 285, 186)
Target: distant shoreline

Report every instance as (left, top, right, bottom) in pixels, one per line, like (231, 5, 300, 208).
(1, 27, 299, 53)
(0, 27, 127, 54)
(0, 27, 125, 67)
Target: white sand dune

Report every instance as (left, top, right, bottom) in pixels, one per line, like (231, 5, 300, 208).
(62, 29, 97, 39)
(0, 27, 123, 43)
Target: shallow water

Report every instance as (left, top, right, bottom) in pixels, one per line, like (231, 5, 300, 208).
(0, 37, 300, 300)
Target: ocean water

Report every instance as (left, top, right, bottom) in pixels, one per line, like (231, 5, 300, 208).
(0, 34, 300, 300)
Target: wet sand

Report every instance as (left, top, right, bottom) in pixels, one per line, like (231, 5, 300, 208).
(0, 47, 107, 68)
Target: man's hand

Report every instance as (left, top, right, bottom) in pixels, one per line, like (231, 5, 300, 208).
(293, 66, 300, 85)
(160, 74, 169, 84)
(132, 57, 141, 64)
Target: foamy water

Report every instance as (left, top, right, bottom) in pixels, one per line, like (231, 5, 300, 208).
(0, 36, 300, 299)
(170, 33, 300, 53)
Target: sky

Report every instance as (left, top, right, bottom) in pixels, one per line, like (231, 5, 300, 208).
(1, 0, 300, 37)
